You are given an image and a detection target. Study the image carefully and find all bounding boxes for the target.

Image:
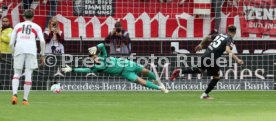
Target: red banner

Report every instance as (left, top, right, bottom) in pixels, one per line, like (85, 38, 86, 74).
(239, 0, 276, 35)
(2, 0, 275, 39)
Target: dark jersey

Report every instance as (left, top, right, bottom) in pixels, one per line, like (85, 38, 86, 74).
(208, 29, 219, 41)
(203, 29, 218, 47)
(203, 33, 234, 59)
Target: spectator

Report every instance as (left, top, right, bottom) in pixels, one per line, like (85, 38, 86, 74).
(0, 16, 13, 53)
(105, 21, 131, 54)
(43, 0, 58, 31)
(44, 17, 65, 54)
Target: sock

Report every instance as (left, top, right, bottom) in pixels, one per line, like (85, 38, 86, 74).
(12, 76, 20, 96)
(205, 78, 220, 94)
(23, 82, 32, 101)
(182, 67, 201, 74)
(145, 81, 160, 90)
(146, 71, 157, 80)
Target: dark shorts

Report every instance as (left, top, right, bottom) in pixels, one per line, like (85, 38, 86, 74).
(198, 56, 220, 76)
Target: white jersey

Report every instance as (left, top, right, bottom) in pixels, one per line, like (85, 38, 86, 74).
(10, 21, 45, 56)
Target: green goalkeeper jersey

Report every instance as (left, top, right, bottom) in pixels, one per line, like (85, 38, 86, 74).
(73, 43, 138, 76)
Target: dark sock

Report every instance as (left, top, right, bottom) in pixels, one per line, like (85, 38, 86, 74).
(205, 78, 220, 94)
(182, 67, 201, 74)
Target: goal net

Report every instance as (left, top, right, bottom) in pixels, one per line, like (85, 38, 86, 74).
(0, 54, 275, 91)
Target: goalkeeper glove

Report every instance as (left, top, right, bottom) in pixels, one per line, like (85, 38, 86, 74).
(88, 46, 97, 55)
(61, 65, 72, 73)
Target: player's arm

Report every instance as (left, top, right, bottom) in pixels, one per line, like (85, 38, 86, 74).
(37, 26, 46, 56)
(226, 46, 243, 65)
(195, 36, 212, 51)
(97, 43, 107, 57)
(37, 26, 46, 64)
(9, 26, 17, 53)
(61, 65, 98, 73)
(73, 68, 97, 73)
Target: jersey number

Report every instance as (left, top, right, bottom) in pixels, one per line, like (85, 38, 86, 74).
(22, 25, 32, 35)
(210, 36, 225, 48)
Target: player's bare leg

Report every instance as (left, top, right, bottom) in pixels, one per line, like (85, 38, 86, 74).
(136, 77, 168, 93)
(200, 76, 220, 99)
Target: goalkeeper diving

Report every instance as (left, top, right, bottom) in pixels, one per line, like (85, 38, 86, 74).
(61, 43, 169, 93)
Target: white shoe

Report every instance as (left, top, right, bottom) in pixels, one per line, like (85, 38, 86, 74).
(160, 83, 169, 93)
(200, 93, 213, 99)
(160, 86, 169, 93)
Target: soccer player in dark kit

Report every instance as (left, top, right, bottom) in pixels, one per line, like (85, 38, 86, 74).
(170, 25, 244, 99)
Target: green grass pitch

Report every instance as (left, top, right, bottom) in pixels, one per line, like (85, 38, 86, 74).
(0, 91, 276, 121)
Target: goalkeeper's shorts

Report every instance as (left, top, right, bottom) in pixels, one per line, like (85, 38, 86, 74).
(120, 62, 143, 82)
(13, 54, 38, 69)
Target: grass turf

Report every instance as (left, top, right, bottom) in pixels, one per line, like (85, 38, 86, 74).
(0, 91, 275, 121)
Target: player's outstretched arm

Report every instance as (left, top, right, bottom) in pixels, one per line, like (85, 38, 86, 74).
(226, 46, 243, 65)
(97, 43, 107, 57)
(61, 65, 97, 73)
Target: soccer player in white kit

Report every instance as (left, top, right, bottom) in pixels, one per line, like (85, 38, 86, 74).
(9, 10, 45, 105)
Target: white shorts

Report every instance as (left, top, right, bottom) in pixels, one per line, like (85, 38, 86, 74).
(13, 54, 38, 69)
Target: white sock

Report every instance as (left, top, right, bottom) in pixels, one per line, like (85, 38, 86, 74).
(12, 77, 20, 96)
(23, 82, 32, 100)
